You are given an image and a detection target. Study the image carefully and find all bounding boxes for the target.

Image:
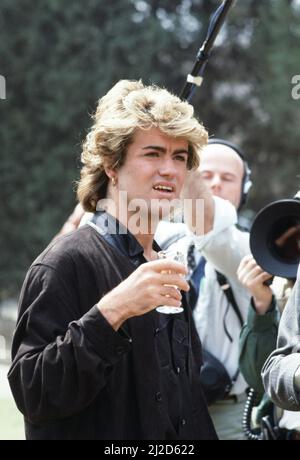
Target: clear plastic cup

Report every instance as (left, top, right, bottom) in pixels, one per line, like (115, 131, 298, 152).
(156, 249, 186, 314)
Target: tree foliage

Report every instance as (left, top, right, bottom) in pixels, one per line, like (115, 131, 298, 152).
(0, 0, 299, 297)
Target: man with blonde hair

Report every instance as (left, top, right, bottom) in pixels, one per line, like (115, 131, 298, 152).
(8, 80, 217, 440)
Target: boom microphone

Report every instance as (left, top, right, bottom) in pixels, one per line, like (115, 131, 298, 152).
(180, 0, 235, 102)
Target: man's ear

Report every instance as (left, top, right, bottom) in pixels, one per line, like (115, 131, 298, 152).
(104, 168, 117, 181)
(104, 168, 118, 187)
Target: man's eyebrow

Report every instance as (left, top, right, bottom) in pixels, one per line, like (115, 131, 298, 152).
(201, 169, 236, 176)
(142, 145, 189, 154)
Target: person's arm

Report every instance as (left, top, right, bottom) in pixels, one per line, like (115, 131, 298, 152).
(8, 255, 189, 424)
(262, 271, 300, 410)
(239, 298, 278, 397)
(172, 169, 242, 280)
(181, 169, 215, 235)
(237, 255, 273, 315)
(8, 262, 130, 424)
(193, 198, 248, 280)
(97, 258, 189, 330)
(182, 171, 242, 277)
(237, 255, 279, 395)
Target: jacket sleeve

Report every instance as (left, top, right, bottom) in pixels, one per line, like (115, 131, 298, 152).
(194, 197, 250, 279)
(8, 264, 132, 424)
(262, 276, 300, 411)
(239, 298, 278, 397)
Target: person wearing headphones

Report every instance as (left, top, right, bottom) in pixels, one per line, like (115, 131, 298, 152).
(156, 138, 253, 440)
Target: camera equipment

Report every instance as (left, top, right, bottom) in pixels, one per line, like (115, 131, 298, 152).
(250, 193, 300, 278)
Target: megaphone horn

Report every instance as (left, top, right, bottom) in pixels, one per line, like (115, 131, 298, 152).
(250, 195, 300, 279)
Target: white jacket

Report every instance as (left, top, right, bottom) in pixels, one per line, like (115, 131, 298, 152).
(155, 197, 251, 396)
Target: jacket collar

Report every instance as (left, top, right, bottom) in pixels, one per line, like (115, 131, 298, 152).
(90, 209, 160, 264)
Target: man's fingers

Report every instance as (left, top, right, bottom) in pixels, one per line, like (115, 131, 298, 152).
(238, 258, 260, 281)
(240, 265, 272, 286)
(160, 285, 182, 301)
(156, 295, 182, 309)
(237, 254, 255, 273)
(256, 272, 273, 284)
(145, 259, 188, 276)
(160, 273, 190, 292)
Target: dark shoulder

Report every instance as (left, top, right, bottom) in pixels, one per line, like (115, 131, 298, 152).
(32, 225, 108, 272)
(21, 226, 114, 298)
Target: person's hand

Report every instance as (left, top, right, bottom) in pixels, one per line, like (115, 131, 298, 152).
(180, 169, 214, 235)
(237, 255, 273, 315)
(97, 259, 190, 330)
(181, 169, 202, 197)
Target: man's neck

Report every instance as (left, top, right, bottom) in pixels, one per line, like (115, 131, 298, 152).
(134, 233, 156, 261)
(104, 199, 157, 260)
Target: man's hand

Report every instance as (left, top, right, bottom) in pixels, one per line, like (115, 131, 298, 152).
(97, 259, 190, 330)
(181, 169, 215, 235)
(237, 255, 273, 315)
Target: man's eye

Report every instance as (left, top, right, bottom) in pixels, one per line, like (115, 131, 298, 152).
(200, 172, 212, 179)
(145, 152, 159, 157)
(174, 155, 187, 162)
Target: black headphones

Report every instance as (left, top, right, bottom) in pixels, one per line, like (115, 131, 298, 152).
(207, 138, 252, 209)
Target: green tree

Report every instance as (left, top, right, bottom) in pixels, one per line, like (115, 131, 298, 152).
(0, 0, 209, 296)
(0, 0, 299, 297)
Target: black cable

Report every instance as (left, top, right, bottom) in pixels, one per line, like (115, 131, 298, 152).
(242, 388, 262, 441)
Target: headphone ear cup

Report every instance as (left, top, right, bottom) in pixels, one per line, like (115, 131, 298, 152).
(243, 178, 253, 195)
(240, 176, 252, 209)
(241, 163, 252, 207)
(208, 138, 252, 208)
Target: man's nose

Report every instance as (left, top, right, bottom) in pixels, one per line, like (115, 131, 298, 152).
(158, 158, 177, 176)
(210, 174, 222, 189)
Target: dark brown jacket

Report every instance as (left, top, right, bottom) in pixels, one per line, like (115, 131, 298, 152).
(8, 224, 217, 440)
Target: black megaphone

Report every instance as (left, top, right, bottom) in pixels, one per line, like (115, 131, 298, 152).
(250, 193, 300, 279)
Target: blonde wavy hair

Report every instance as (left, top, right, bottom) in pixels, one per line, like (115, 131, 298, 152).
(77, 79, 208, 211)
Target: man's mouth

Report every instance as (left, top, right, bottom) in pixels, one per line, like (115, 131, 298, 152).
(153, 184, 174, 194)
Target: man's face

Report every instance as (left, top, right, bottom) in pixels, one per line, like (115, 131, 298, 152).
(115, 127, 189, 218)
(199, 143, 244, 209)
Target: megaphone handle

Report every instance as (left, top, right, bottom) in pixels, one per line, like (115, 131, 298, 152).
(263, 276, 274, 287)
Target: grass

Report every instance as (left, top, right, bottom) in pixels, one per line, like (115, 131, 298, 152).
(0, 397, 25, 440)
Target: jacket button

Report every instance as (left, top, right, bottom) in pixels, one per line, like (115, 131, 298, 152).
(181, 418, 186, 427)
(155, 392, 162, 402)
(116, 346, 125, 355)
(176, 366, 181, 374)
